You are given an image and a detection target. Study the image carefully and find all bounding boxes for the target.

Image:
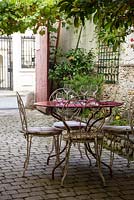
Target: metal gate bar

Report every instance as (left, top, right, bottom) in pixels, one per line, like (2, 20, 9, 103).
(98, 44, 120, 84)
(21, 36, 35, 68)
(0, 36, 12, 90)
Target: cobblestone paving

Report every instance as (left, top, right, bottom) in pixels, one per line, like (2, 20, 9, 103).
(0, 109, 134, 200)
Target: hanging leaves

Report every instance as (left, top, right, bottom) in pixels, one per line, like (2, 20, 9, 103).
(0, 0, 61, 35)
(57, 0, 134, 49)
(0, 0, 134, 50)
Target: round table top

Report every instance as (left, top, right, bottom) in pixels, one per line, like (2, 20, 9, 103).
(34, 99, 123, 109)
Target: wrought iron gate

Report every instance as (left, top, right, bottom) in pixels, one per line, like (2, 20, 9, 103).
(98, 44, 120, 84)
(0, 36, 13, 90)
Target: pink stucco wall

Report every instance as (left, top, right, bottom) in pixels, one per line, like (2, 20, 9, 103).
(35, 29, 49, 102)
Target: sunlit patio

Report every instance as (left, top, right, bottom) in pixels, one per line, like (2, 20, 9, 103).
(0, 109, 134, 200)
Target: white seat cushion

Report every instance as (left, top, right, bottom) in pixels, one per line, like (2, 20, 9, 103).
(102, 125, 131, 134)
(53, 120, 87, 130)
(22, 126, 62, 136)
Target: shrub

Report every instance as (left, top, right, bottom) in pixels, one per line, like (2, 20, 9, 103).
(49, 48, 95, 87)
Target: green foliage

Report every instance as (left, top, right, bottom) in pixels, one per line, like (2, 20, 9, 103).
(110, 118, 128, 126)
(49, 47, 104, 100)
(110, 107, 129, 126)
(0, 0, 133, 50)
(49, 48, 95, 86)
(0, 0, 60, 35)
(64, 74, 104, 99)
(58, 0, 134, 50)
(93, 0, 133, 50)
(0, 0, 27, 34)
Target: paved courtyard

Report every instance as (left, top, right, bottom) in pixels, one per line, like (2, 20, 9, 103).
(0, 109, 134, 200)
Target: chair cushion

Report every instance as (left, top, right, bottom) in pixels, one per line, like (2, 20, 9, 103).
(26, 126, 62, 136)
(102, 125, 131, 134)
(53, 120, 87, 130)
(103, 125, 134, 144)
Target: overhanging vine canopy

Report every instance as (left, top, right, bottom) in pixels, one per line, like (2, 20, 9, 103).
(0, 0, 133, 49)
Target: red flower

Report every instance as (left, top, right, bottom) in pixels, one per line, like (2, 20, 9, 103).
(130, 38, 134, 42)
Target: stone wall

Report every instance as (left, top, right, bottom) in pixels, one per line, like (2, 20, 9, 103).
(103, 65, 134, 108)
(103, 32, 134, 106)
(104, 134, 134, 161)
(118, 65, 134, 106)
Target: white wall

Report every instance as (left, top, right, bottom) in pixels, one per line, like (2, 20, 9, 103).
(12, 32, 35, 92)
(59, 20, 97, 52)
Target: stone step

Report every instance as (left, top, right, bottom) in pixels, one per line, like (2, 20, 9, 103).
(0, 91, 28, 109)
(0, 90, 28, 97)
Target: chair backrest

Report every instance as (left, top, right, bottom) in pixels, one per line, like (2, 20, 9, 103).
(49, 88, 81, 120)
(63, 99, 105, 138)
(49, 88, 78, 101)
(80, 84, 99, 100)
(16, 92, 28, 132)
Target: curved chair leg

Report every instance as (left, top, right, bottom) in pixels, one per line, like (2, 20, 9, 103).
(47, 134, 63, 165)
(125, 132, 131, 167)
(47, 137, 55, 165)
(94, 137, 106, 186)
(77, 143, 83, 158)
(61, 141, 72, 186)
(86, 140, 113, 177)
(52, 141, 68, 180)
(84, 146, 92, 166)
(54, 135, 61, 165)
(93, 138, 103, 167)
(126, 143, 131, 168)
(85, 139, 106, 186)
(109, 135, 116, 168)
(23, 135, 32, 176)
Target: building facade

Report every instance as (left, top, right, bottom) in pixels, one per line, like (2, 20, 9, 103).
(0, 31, 35, 92)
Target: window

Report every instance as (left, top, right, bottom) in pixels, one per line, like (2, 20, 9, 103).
(21, 36, 35, 68)
(97, 44, 120, 83)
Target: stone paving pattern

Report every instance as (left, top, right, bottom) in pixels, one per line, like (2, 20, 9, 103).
(0, 109, 134, 200)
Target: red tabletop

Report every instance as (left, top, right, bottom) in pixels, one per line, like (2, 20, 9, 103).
(34, 99, 123, 109)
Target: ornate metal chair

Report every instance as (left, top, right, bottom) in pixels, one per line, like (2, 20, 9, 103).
(16, 92, 62, 176)
(49, 88, 88, 160)
(49, 88, 86, 130)
(51, 99, 107, 186)
(102, 96, 134, 167)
